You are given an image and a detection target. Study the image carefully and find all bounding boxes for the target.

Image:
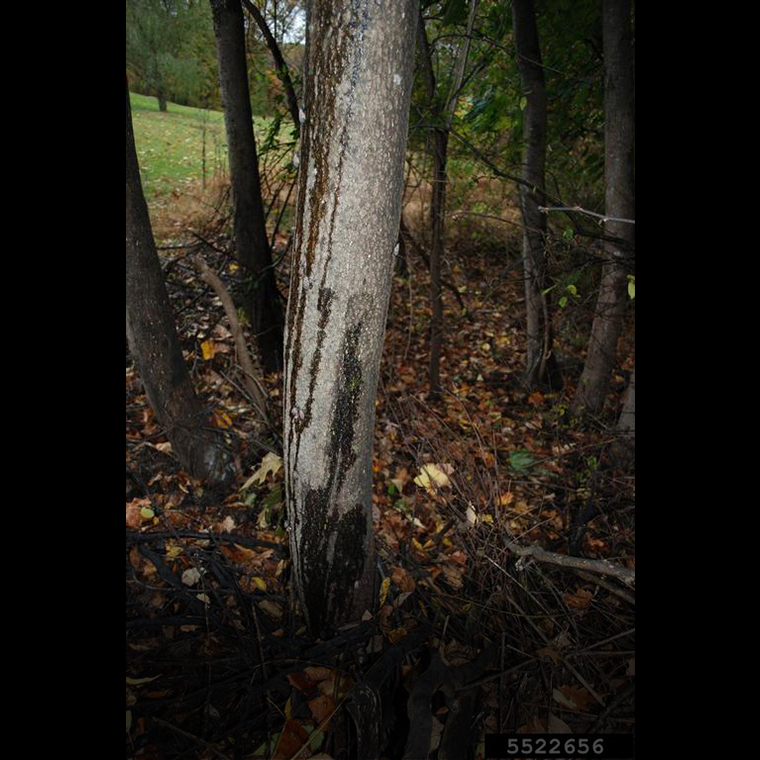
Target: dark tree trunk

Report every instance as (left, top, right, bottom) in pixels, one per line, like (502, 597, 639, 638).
(126, 82, 235, 488)
(429, 126, 448, 398)
(157, 91, 168, 112)
(572, 0, 634, 415)
(512, 0, 562, 390)
(210, 0, 284, 374)
(285, 0, 418, 637)
(241, 0, 301, 134)
(417, 5, 476, 399)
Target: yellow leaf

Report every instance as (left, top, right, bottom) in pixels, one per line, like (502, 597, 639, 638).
(251, 577, 267, 592)
(201, 340, 215, 361)
(413, 464, 453, 492)
(212, 410, 233, 429)
(379, 577, 391, 607)
(242, 452, 283, 490)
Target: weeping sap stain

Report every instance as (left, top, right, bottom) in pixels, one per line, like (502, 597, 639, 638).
(296, 322, 371, 636)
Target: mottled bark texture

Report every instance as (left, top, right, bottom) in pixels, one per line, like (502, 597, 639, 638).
(284, 0, 418, 637)
(512, 0, 562, 390)
(573, 0, 634, 415)
(126, 82, 235, 488)
(210, 0, 284, 374)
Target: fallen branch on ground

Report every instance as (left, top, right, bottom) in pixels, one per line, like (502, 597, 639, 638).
(506, 541, 635, 586)
(193, 255, 270, 426)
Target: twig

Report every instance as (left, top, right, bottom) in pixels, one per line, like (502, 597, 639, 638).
(538, 205, 636, 225)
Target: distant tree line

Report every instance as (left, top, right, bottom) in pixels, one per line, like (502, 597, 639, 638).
(126, 0, 304, 114)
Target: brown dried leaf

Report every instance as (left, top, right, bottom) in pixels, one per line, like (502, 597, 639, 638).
(308, 694, 335, 729)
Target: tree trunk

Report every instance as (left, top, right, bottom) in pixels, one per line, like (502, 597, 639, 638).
(429, 126, 447, 398)
(157, 88, 168, 112)
(241, 0, 301, 134)
(512, 0, 562, 390)
(572, 0, 634, 415)
(418, 3, 477, 399)
(210, 0, 284, 374)
(126, 81, 235, 488)
(284, 0, 418, 637)
(612, 368, 634, 463)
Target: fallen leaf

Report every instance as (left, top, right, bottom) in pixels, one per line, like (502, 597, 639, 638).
(413, 463, 453, 492)
(547, 713, 572, 733)
(308, 694, 335, 729)
(181, 567, 201, 587)
(258, 599, 283, 620)
(391, 566, 415, 592)
(553, 685, 595, 712)
(212, 410, 233, 429)
(126, 500, 145, 528)
(287, 672, 317, 693)
(379, 577, 391, 606)
(201, 340, 215, 361)
(272, 718, 309, 760)
(303, 666, 332, 682)
(221, 543, 257, 563)
(242, 452, 283, 490)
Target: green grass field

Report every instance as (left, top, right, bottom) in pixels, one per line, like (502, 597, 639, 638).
(130, 91, 231, 198)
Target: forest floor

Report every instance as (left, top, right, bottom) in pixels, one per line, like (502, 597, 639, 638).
(126, 176, 635, 760)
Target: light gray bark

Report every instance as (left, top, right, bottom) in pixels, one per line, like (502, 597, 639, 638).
(284, 0, 418, 637)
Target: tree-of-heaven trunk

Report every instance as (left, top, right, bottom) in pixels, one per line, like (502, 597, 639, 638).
(284, 0, 418, 638)
(126, 81, 235, 488)
(572, 0, 634, 415)
(210, 0, 285, 374)
(512, 0, 562, 390)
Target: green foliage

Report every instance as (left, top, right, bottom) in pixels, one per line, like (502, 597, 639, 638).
(509, 449, 535, 474)
(442, 0, 468, 27)
(127, 0, 219, 110)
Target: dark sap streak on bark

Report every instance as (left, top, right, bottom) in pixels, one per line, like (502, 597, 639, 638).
(291, 285, 334, 469)
(288, 3, 369, 475)
(299, 322, 365, 635)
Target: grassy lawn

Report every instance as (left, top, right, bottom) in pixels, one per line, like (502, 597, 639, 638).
(130, 92, 229, 198)
(129, 91, 277, 199)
